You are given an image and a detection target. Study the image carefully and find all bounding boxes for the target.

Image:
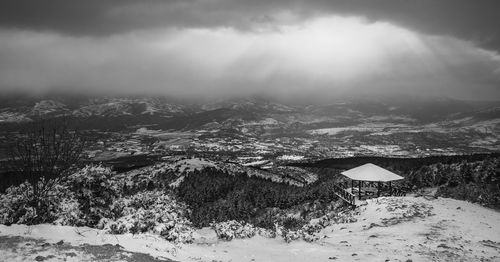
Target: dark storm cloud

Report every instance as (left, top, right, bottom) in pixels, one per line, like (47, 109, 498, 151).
(1, 17, 499, 100)
(1, 0, 500, 51)
(0, 1, 499, 101)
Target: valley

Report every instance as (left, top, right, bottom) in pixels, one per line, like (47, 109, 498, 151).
(1, 96, 498, 167)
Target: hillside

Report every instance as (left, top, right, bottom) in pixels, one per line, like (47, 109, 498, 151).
(1, 196, 499, 261)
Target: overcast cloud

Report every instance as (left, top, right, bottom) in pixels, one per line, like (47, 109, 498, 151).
(0, 0, 499, 100)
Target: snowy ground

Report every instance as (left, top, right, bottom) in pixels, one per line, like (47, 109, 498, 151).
(1, 196, 499, 262)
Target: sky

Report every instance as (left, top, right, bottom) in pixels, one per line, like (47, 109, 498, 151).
(1, 0, 500, 101)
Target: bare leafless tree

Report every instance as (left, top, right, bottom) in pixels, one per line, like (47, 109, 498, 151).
(8, 117, 86, 211)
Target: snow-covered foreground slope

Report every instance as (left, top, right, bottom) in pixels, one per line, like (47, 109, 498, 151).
(1, 196, 499, 262)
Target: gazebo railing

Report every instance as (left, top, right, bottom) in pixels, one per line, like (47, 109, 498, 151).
(332, 183, 356, 207)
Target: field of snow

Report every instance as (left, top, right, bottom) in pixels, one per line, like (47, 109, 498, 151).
(242, 118, 279, 126)
(308, 123, 462, 136)
(173, 158, 217, 173)
(308, 123, 411, 136)
(1, 196, 499, 261)
(277, 155, 305, 161)
(242, 160, 270, 167)
(358, 145, 409, 156)
(309, 126, 373, 135)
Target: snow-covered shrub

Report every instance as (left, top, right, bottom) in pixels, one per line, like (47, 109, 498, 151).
(272, 208, 358, 243)
(330, 210, 359, 224)
(52, 196, 83, 226)
(66, 165, 121, 227)
(211, 220, 256, 241)
(274, 223, 320, 243)
(210, 219, 322, 242)
(103, 191, 194, 243)
(280, 217, 306, 231)
(256, 227, 276, 238)
(0, 182, 35, 225)
(276, 225, 301, 243)
(0, 165, 119, 227)
(0, 181, 75, 225)
(301, 223, 321, 240)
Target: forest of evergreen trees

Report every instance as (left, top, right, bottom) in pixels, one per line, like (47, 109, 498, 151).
(177, 153, 500, 228)
(176, 167, 343, 228)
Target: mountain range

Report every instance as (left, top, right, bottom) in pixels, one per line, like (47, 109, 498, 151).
(0, 94, 498, 159)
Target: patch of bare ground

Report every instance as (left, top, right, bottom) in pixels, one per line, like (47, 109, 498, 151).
(0, 235, 175, 262)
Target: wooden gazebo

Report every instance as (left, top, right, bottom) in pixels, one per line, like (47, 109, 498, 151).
(341, 163, 403, 199)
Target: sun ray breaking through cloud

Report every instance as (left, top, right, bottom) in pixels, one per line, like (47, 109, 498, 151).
(0, 15, 499, 100)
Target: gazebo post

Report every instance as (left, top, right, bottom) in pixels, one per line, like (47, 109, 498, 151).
(377, 181, 381, 197)
(358, 180, 362, 199)
(389, 181, 392, 194)
(351, 179, 354, 190)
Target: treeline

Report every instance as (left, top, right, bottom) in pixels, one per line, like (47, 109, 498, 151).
(407, 157, 500, 208)
(177, 167, 343, 228)
(292, 153, 500, 174)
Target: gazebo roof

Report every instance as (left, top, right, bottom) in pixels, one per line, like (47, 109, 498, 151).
(341, 163, 404, 182)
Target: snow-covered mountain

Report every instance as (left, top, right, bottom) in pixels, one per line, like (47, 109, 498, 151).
(0, 96, 188, 121)
(0, 94, 498, 156)
(74, 98, 185, 117)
